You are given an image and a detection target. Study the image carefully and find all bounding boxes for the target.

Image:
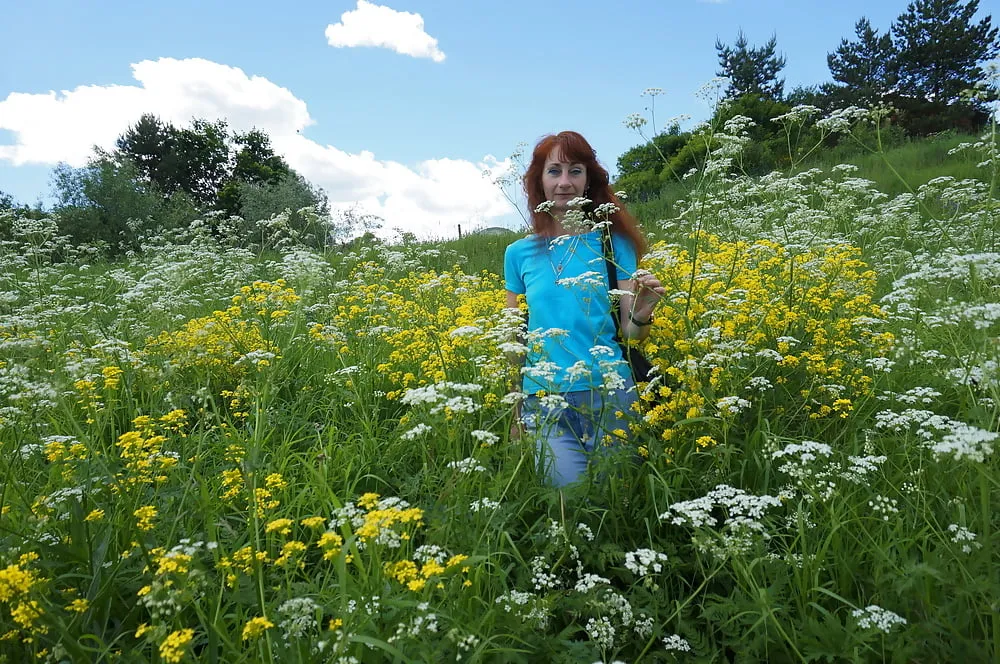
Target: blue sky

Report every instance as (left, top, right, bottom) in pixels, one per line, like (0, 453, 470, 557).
(0, 0, 981, 237)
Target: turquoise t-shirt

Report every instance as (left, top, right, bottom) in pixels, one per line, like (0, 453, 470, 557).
(503, 231, 638, 394)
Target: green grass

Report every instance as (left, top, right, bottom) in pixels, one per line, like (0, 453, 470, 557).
(0, 119, 997, 663)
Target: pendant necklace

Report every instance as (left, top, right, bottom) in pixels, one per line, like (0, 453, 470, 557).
(549, 234, 582, 277)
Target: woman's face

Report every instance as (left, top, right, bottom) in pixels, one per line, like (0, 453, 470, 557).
(541, 148, 588, 212)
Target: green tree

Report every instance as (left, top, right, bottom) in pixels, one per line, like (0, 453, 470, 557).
(716, 31, 787, 101)
(616, 125, 689, 179)
(614, 126, 691, 201)
(114, 113, 172, 189)
(217, 129, 293, 218)
(892, 0, 999, 104)
(51, 154, 166, 249)
(168, 119, 231, 207)
(827, 18, 898, 106)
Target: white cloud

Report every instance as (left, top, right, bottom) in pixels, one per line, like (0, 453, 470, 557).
(325, 0, 446, 63)
(0, 58, 311, 168)
(0, 57, 513, 238)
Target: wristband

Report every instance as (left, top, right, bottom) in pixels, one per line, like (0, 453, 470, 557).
(629, 311, 653, 326)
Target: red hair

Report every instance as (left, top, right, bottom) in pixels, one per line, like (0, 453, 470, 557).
(523, 131, 647, 257)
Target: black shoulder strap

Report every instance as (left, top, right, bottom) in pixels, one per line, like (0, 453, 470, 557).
(601, 229, 624, 342)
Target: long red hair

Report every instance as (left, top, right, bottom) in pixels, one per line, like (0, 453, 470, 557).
(523, 131, 647, 256)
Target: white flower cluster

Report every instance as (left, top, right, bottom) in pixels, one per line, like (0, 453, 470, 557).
(400, 381, 483, 415)
(868, 495, 899, 521)
(449, 325, 483, 338)
(947, 524, 982, 554)
(389, 602, 438, 643)
(234, 349, 276, 368)
(471, 429, 499, 446)
(469, 498, 500, 513)
(716, 396, 752, 416)
(879, 386, 942, 405)
(413, 544, 449, 564)
(840, 455, 887, 484)
(574, 573, 611, 593)
(18, 442, 43, 459)
(602, 590, 634, 627)
(446, 457, 486, 474)
(345, 595, 380, 616)
(874, 408, 997, 462)
(633, 614, 654, 639)
(531, 556, 560, 591)
(663, 633, 692, 651)
(495, 590, 550, 628)
(585, 616, 615, 651)
(400, 423, 432, 440)
(623, 113, 648, 130)
(851, 605, 907, 633)
(771, 441, 833, 480)
(663, 485, 782, 529)
(624, 548, 668, 577)
(277, 597, 320, 639)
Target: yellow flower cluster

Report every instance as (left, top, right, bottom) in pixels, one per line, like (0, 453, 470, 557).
(145, 280, 298, 389)
(241, 616, 273, 640)
(384, 553, 471, 592)
(114, 411, 187, 488)
(134, 506, 157, 532)
(351, 492, 424, 545)
(232, 279, 300, 320)
(217, 514, 340, 587)
(159, 628, 194, 663)
(326, 263, 509, 398)
(638, 234, 893, 443)
(0, 556, 48, 641)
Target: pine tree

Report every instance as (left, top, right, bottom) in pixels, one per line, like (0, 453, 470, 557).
(827, 18, 897, 106)
(891, 0, 999, 103)
(715, 31, 787, 101)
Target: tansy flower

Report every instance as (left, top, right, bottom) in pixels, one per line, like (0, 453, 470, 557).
(66, 598, 89, 613)
(159, 628, 194, 663)
(264, 518, 294, 536)
(242, 617, 274, 640)
(134, 506, 157, 531)
(300, 516, 326, 529)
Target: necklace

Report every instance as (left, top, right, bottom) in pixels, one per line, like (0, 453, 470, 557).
(548, 234, 584, 277)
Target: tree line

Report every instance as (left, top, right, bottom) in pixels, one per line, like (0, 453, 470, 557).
(617, 0, 999, 199)
(2, 115, 331, 254)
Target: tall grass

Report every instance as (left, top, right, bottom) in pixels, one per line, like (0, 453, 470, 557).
(0, 109, 997, 662)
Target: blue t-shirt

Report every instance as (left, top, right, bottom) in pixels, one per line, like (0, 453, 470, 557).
(503, 231, 638, 393)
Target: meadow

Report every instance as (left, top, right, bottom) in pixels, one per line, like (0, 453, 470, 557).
(0, 107, 998, 663)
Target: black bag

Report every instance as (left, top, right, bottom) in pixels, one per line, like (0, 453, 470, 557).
(601, 230, 655, 385)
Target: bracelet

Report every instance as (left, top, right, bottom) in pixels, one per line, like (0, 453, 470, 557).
(629, 311, 653, 326)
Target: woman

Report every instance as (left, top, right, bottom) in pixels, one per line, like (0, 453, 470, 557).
(503, 130, 664, 487)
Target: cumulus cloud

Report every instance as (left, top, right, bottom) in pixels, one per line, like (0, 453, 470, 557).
(0, 58, 311, 168)
(0, 57, 513, 238)
(325, 0, 446, 62)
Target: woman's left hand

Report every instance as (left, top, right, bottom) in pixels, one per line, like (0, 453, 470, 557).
(632, 269, 665, 319)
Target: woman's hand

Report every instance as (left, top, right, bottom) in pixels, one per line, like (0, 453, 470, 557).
(630, 269, 665, 321)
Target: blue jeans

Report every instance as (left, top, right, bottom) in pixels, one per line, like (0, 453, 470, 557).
(521, 381, 637, 487)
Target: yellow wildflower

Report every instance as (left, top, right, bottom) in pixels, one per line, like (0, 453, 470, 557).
(242, 617, 273, 640)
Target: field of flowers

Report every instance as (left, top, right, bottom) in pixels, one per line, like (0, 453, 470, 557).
(1, 111, 998, 663)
